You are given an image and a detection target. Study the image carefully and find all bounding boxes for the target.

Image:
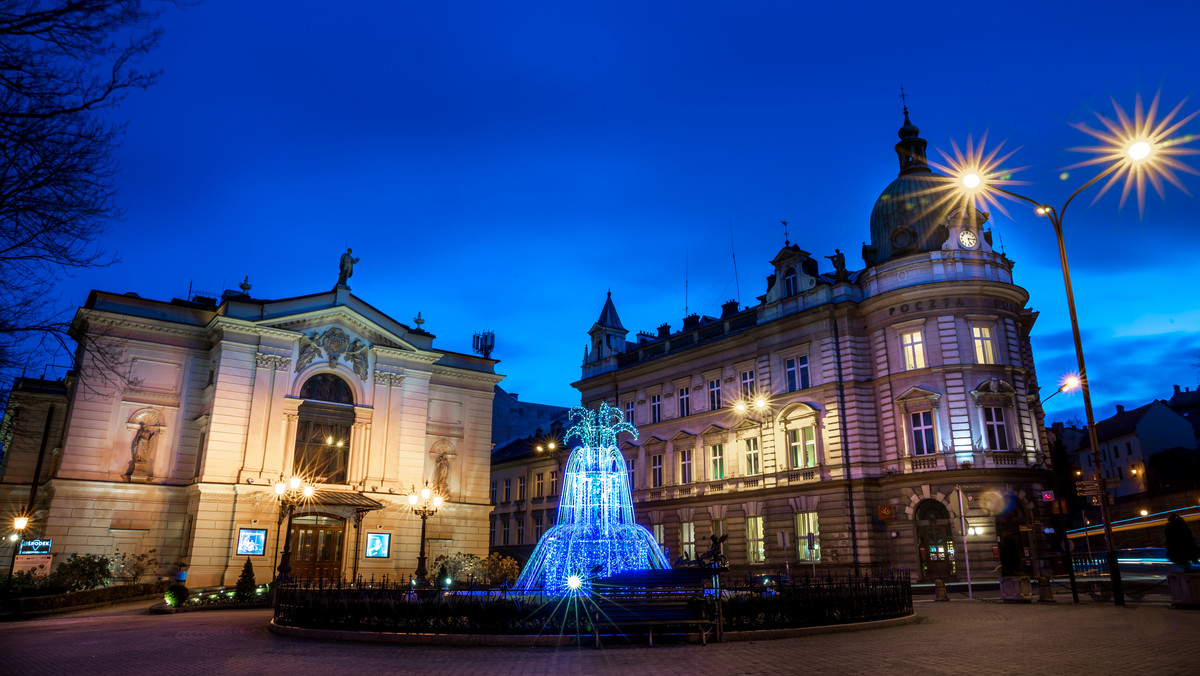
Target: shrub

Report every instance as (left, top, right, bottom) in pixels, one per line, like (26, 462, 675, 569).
(1165, 514, 1200, 573)
(165, 583, 190, 607)
(235, 558, 257, 600)
(481, 552, 520, 586)
(49, 553, 112, 592)
(111, 548, 158, 583)
(431, 552, 481, 585)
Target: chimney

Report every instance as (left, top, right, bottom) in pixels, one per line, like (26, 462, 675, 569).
(1116, 404, 1125, 414)
(510, 393, 519, 401)
(657, 323, 671, 338)
(721, 299, 740, 317)
(1175, 384, 1181, 394)
(682, 313, 701, 330)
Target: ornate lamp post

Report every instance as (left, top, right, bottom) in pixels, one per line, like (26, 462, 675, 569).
(937, 93, 1198, 607)
(274, 476, 313, 584)
(5, 515, 30, 596)
(408, 481, 443, 586)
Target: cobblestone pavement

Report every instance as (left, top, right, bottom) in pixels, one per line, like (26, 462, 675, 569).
(1, 597, 1197, 676)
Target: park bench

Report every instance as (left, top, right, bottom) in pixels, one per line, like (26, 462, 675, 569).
(588, 569, 718, 647)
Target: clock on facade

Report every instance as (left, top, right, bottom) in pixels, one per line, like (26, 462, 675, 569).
(958, 229, 978, 248)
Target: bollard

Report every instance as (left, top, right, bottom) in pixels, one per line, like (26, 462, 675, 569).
(1037, 576, 1055, 602)
(934, 578, 949, 601)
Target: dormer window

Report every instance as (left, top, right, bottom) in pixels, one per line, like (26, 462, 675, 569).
(783, 268, 798, 296)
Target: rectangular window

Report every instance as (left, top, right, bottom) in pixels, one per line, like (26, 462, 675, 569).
(651, 394, 662, 423)
(651, 453, 663, 488)
(1126, 442, 1133, 456)
(652, 523, 665, 548)
(535, 473, 544, 498)
(786, 356, 811, 392)
(681, 521, 696, 561)
(984, 407, 1009, 450)
(549, 471, 558, 496)
(624, 401, 635, 423)
(516, 518, 525, 545)
(746, 515, 765, 563)
(679, 388, 690, 417)
(534, 514, 544, 539)
(744, 437, 761, 475)
(710, 443, 725, 480)
(489, 481, 496, 505)
(973, 325, 996, 364)
(740, 370, 755, 398)
(502, 519, 510, 546)
(489, 519, 496, 546)
(795, 511, 821, 561)
(679, 449, 693, 484)
(911, 411, 936, 456)
(517, 476, 526, 501)
(712, 518, 727, 541)
(503, 478, 511, 502)
(626, 457, 635, 490)
(790, 425, 817, 468)
(708, 379, 722, 411)
(901, 330, 926, 370)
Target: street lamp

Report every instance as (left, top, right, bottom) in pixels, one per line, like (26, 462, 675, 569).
(274, 476, 313, 584)
(935, 93, 1199, 607)
(6, 514, 30, 596)
(1042, 374, 1081, 404)
(407, 481, 443, 586)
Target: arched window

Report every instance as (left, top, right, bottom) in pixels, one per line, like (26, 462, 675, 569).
(294, 374, 354, 484)
(783, 268, 798, 297)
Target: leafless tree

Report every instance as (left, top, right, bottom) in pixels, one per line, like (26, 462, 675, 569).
(0, 1, 171, 395)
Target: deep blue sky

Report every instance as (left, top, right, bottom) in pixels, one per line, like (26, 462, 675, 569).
(55, 1, 1200, 423)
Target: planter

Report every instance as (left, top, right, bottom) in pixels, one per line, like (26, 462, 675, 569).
(998, 575, 1031, 603)
(1167, 572, 1200, 609)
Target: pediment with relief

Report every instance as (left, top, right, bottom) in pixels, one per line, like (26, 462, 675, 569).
(895, 385, 942, 413)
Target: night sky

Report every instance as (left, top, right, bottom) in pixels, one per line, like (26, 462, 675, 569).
(55, 1, 1200, 423)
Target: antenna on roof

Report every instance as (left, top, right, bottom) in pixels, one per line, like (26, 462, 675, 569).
(473, 330, 495, 359)
(781, 220, 789, 246)
(684, 248, 689, 317)
(729, 219, 741, 304)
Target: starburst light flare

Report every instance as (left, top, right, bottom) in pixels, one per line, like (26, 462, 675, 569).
(929, 131, 1027, 221)
(1068, 92, 1200, 215)
(512, 403, 670, 596)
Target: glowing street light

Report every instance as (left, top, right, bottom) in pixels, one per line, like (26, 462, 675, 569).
(1043, 373, 1082, 404)
(273, 476, 313, 585)
(6, 514, 31, 594)
(408, 481, 444, 586)
(934, 92, 1199, 608)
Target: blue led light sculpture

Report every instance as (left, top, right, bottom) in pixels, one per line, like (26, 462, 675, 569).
(512, 403, 670, 595)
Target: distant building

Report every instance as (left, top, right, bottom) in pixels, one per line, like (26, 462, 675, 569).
(1073, 401, 1194, 497)
(494, 112, 1058, 583)
(1, 282, 501, 586)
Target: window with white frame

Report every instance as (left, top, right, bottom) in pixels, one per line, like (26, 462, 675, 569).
(712, 518, 727, 541)
(652, 523, 665, 547)
(534, 514, 544, 538)
(786, 355, 811, 392)
(489, 481, 496, 504)
(708, 379, 722, 410)
(651, 394, 662, 423)
(744, 437, 761, 475)
(710, 443, 725, 480)
(984, 406, 1009, 450)
(651, 453, 663, 488)
(740, 370, 754, 398)
(535, 472, 544, 498)
(746, 516, 765, 563)
(901, 330, 926, 370)
(679, 448, 693, 484)
(795, 511, 820, 561)
(625, 457, 635, 489)
(503, 478, 511, 502)
(502, 519, 510, 545)
(516, 518, 525, 545)
(783, 268, 798, 296)
(549, 470, 558, 495)
(489, 519, 495, 545)
(910, 410, 936, 456)
(517, 476, 526, 500)
(624, 400, 635, 423)
(678, 388, 690, 417)
(973, 325, 996, 364)
(789, 425, 817, 468)
(681, 521, 696, 560)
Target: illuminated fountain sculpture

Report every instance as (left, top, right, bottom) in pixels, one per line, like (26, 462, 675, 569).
(512, 403, 670, 595)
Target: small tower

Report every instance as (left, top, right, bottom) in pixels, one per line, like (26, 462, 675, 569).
(584, 291, 628, 375)
(895, 107, 931, 176)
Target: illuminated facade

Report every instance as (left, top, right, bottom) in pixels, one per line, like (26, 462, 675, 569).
(1, 284, 500, 586)
(501, 112, 1058, 582)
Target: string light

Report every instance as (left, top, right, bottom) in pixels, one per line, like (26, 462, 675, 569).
(513, 403, 670, 596)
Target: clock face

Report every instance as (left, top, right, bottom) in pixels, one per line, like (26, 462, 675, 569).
(959, 229, 978, 248)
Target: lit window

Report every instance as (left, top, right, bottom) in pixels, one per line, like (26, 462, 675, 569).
(680, 448, 693, 484)
(984, 407, 1009, 450)
(901, 330, 926, 370)
(708, 379, 722, 411)
(710, 443, 725, 480)
(681, 521, 696, 560)
(746, 516, 765, 563)
(678, 388, 690, 417)
(744, 437, 761, 476)
(790, 425, 817, 468)
(740, 370, 755, 398)
(651, 394, 662, 423)
(712, 518, 727, 541)
(651, 453, 663, 488)
(973, 325, 996, 364)
(911, 411, 936, 456)
(652, 523, 665, 547)
(795, 511, 820, 561)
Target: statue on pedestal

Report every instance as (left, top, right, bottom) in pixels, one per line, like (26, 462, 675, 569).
(337, 248, 360, 287)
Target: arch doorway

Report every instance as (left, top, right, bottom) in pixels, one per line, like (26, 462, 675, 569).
(915, 500, 957, 581)
(290, 514, 346, 581)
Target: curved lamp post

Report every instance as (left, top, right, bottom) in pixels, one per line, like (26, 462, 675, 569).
(937, 93, 1198, 607)
(274, 476, 313, 584)
(408, 481, 443, 586)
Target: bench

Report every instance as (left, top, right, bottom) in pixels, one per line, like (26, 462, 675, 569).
(588, 569, 718, 647)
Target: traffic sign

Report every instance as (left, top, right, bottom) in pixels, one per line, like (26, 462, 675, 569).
(1075, 480, 1102, 496)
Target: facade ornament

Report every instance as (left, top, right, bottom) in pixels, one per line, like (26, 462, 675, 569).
(255, 353, 293, 371)
(337, 248, 360, 288)
(131, 422, 155, 463)
(373, 370, 404, 387)
(316, 327, 352, 365)
(238, 276, 252, 294)
(296, 332, 323, 370)
(431, 443, 457, 497)
(825, 248, 849, 281)
(344, 339, 369, 380)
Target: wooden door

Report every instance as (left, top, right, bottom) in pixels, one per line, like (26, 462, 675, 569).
(290, 514, 345, 581)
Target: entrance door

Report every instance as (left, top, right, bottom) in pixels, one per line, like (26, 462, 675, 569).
(915, 500, 957, 581)
(290, 514, 345, 581)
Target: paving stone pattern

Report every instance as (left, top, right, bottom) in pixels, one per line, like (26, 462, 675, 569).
(0, 596, 1197, 675)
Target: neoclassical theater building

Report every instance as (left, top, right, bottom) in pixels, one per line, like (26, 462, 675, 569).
(495, 111, 1057, 582)
(1, 274, 500, 586)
